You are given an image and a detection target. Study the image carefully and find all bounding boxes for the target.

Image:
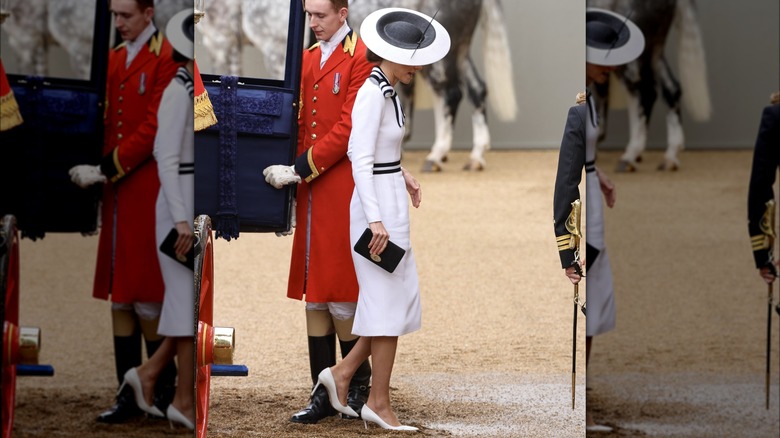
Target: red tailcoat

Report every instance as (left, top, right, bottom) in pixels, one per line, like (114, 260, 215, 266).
(0, 58, 23, 131)
(287, 31, 373, 303)
(93, 31, 180, 303)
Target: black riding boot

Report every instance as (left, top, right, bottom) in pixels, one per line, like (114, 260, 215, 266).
(339, 338, 371, 418)
(290, 333, 337, 424)
(96, 332, 143, 423)
(145, 337, 178, 416)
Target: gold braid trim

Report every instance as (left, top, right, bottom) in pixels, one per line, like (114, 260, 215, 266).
(0, 91, 23, 131)
(194, 90, 217, 131)
(343, 32, 357, 57)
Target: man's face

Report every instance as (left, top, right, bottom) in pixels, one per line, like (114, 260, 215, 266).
(305, 0, 347, 42)
(586, 62, 617, 85)
(110, 0, 153, 42)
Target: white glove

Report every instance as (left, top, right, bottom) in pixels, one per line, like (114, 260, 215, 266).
(263, 164, 301, 189)
(69, 164, 107, 188)
(276, 199, 297, 237)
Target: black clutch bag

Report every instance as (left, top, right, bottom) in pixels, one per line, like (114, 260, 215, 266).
(159, 228, 194, 271)
(353, 228, 406, 273)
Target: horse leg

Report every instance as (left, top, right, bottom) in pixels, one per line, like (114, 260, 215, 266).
(658, 56, 683, 171)
(616, 60, 656, 172)
(421, 90, 456, 172)
(422, 63, 462, 173)
(463, 56, 488, 171)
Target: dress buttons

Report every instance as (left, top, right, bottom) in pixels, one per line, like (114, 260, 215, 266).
(314, 84, 319, 90)
(118, 96, 123, 102)
(118, 109, 123, 115)
(311, 134, 317, 140)
(117, 133, 123, 140)
(117, 121, 123, 128)
(312, 109, 317, 115)
(312, 96, 318, 102)
(311, 122, 317, 128)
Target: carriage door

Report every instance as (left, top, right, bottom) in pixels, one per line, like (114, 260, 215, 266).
(194, 0, 305, 237)
(0, 0, 110, 238)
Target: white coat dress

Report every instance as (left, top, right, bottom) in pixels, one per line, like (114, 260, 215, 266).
(585, 93, 615, 337)
(153, 67, 195, 337)
(347, 67, 421, 337)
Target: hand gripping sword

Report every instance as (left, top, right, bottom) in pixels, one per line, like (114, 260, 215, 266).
(565, 199, 583, 410)
(760, 199, 776, 409)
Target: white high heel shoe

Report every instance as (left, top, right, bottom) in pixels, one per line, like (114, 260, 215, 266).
(361, 404, 418, 431)
(314, 368, 358, 417)
(119, 368, 164, 417)
(166, 404, 195, 430)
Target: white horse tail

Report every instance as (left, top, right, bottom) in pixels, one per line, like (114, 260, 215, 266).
(675, 0, 712, 122)
(481, 0, 517, 121)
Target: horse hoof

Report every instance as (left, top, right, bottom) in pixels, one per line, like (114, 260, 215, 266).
(615, 160, 636, 173)
(657, 160, 679, 171)
(462, 160, 484, 171)
(441, 155, 449, 163)
(421, 160, 442, 173)
(636, 155, 643, 163)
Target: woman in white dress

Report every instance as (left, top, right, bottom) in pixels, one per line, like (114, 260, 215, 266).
(312, 7, 450, 431)
(119, 9, 196, 430)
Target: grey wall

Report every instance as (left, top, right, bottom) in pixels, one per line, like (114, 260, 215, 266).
(597, 1, 780, 150)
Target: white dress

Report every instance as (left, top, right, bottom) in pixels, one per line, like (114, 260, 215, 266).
(153, 67, 195, 337)
(347, 67, 421, 337)
(585, 93, 615, 337)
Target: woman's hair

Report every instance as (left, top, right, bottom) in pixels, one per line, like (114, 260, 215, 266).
(172, 49, 189, 64)
(365, 49, 383, 64)
(771, 91, 779, 105)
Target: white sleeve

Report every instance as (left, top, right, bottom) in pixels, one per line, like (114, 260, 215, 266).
(153, 82, 190, 224)
(347, 83, 384, 223)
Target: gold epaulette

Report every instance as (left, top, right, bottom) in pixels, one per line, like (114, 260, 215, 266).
(148, 32, 164, 56)
(342, 32, 357, 57)
(114, 41, 128, 51)
(557, 234, 576, 251)
(752, 234, 772, 251)
(194, 90, 217, 131)
(308, 42, 321, 51)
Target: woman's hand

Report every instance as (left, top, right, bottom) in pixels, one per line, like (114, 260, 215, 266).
(596, 167, 616, 208)
(174, 221, 194, 257)
(368, 221, 389, 256)
(401, 167, 422, 208)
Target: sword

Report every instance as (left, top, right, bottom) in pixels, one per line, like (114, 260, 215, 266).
(760, 199, 776, 409)
(565, 199, 583, 410)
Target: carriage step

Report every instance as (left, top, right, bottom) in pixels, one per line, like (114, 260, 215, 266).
(210, 364, 248, 377)
(16, 364, 55, 376)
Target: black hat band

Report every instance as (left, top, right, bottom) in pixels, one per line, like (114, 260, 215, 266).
(586, 11, 629, 50)
(376, 11, 435, 50)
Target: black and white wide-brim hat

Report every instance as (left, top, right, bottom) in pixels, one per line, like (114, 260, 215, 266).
(586, 7, 645, 66)
(360, 8, 451, 66)
(166, 9, 194, 60)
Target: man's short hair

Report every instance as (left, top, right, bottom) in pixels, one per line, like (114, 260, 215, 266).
(303, 0, 348, 11)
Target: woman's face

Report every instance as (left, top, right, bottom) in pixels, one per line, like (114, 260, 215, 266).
(384, 61, 423, 86)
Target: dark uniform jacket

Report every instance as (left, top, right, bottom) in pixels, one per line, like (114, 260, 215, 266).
(747, 103, 780, 268)
(554, 102, 587, 269)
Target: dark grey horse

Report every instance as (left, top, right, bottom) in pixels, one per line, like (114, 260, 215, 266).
(589, 0, 711, 172)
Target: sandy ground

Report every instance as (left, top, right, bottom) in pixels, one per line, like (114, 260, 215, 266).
(11, 150, 585, 438)
(8, 149, 780, 437)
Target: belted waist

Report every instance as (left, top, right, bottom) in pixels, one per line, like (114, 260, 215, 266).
(179, 162, 194, 175)
(373, 160, 401, 175)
